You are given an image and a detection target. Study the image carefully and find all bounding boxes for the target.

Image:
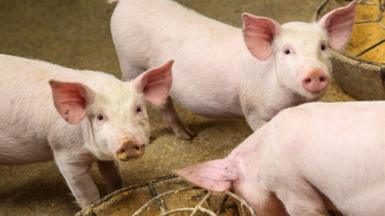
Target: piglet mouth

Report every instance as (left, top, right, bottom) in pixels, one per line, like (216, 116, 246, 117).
(116, 140, 145, 161)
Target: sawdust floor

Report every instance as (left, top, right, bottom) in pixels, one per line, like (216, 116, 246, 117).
(0, 0, 353, 215)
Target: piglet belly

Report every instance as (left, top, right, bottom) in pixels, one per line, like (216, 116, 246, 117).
(170, 85, 243, 117)
(0, 134, 53, 165)
(175, 96, 242, 117)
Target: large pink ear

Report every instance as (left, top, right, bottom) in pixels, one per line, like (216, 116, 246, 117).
(242, 13, 281, 61)
(173, 159, 238, 192)
(134, 60, 173, 107)
(319, 0, 356, 50)
(49, 80, 94, 124)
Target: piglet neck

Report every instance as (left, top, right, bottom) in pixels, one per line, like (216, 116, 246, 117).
(271, 68, 304, 104)
(264, 61, 305, 115)
(240, 56, 302, 120)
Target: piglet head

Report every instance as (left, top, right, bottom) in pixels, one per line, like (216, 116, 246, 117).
(242, 0, 356, 100)
(49, 60, 173, 161)
(111, 60, 173, 161)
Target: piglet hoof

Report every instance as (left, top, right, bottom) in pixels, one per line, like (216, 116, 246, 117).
(150, 135, 157, 142)
(171, 124, 196, 140)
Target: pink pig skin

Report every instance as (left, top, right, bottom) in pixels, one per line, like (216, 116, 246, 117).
(110, 0, 356, 139)
(176, 101, 385, 216)
(0, 54, 172, 208)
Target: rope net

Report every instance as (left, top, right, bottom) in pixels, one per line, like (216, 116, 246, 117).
(132, 182, 255, 216)
(75, 175, 256, 216)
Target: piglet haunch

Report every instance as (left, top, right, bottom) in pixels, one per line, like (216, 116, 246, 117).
(0, 54, 172, 208)
(176, 101, 385, 216)
(110, 0, 356, 137)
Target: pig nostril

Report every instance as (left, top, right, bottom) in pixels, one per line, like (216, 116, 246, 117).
(134, 145, 140, 151)
(319, 76, 326, 82)
(304, 78, 312, 84)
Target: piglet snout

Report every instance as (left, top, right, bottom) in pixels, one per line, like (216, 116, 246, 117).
(302, 69, 329, 94)
(116, 138, 145, 161)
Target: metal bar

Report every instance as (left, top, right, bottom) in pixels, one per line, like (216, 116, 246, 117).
(314, 0, 331, 21)
(356, 39, 385, 57)
(226, 191, 256, 216)
(147, 181, 168, 213)
(190, 192, 211, 216)
(132, 187, 205, 216)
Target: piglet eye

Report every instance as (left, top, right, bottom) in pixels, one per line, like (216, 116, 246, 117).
(283, 48, 291, 55)
(96, 114, 105, 121)
(136, 105, 142, 113)
(321, 43, 327, 51)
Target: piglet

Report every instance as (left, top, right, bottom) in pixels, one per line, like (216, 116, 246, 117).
(175, 101, 385, 216)
(0, 54, 173, 208)
(110, 0, 356, 139)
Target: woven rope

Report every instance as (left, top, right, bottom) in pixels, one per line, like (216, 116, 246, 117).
(132, 186, 255, 216)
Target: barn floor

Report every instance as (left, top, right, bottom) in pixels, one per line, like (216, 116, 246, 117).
(0, 0, 353, 215)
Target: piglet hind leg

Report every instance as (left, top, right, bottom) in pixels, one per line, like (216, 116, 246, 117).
(159, 97, 195, 140)
(253, 188, 289, 216)
(275, 178, 327, 216)
(54, 152, 100, 209)
(97, 160, 123, 194)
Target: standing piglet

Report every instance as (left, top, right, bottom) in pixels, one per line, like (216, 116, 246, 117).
(176, 101, 385, 216)
(110, 0, 356, 139)
(0, 54, 172, 208)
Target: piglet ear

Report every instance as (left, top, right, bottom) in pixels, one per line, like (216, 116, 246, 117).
(134, 60, 173, 107)
(242, 13, 281, 61)
(173, 159, 238, 192)
(319, 0, 356, 50)
(49, 80, 94, 124)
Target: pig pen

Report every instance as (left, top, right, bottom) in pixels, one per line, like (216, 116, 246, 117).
(0, 0, 353, 215)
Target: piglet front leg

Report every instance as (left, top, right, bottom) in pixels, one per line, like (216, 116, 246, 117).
(245, 114, 267, 131)
(243, 105, 266, 131)
(244, 185, 288, 216)
(275, 177, 327, 216)
(54, 152, 100, 209)
(97, 160, 123, 194)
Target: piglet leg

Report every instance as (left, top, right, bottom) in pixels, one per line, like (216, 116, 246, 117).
(244, 110, 266, 131)
(97, 160, 123, 194)
(54, 152, 99, 209)
(160, 97, 195, 140)
(276, 178, 327, 216)
(253, 188, 288, 216)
